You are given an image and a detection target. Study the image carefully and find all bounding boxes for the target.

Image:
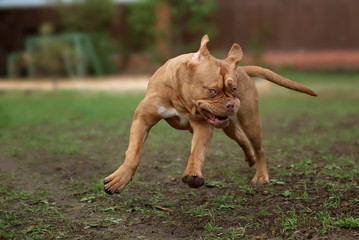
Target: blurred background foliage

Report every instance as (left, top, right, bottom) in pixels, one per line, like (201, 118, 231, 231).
(52, 0, 121, 75)
(126, 0, 216, 61)
(49, 0, 217, 75)
(3, 0, 359, 78)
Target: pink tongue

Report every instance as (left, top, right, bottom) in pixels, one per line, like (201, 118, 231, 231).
(209, 117, 226, 126)
(209, 116, 218, 124)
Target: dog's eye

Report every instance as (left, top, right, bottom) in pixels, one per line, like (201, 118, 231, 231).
(232, 88, 237, 93)
(208, 89, 217, 94)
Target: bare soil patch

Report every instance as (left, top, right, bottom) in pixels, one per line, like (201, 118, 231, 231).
(1, 91, 358, 239)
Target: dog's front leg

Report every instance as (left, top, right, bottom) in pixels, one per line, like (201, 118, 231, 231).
(182, 119, 214, 188)
(104, 100, 160, 194)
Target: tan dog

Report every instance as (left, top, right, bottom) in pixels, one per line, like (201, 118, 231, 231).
(104, 35, 317, 194)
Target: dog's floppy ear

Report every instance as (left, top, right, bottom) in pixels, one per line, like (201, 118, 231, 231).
(187, 35, 210, 67)
(225, 43, 243, 68)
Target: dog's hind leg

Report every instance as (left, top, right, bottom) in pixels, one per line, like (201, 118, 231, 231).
(238, 111, 269, 184)
(236, 69, 269, 184)
(237, 96, 269, 184)
(104, 98, 161, 194)
(223, 119, 255, 167)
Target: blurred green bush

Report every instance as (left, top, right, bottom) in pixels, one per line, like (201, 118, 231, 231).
(53, 0, 120, 75)
(126, 0, 217, 62)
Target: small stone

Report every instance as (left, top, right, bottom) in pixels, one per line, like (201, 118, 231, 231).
(262, 190, 270, 195)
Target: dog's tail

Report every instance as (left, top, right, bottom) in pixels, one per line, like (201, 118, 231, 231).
(241, 66, 317, 96)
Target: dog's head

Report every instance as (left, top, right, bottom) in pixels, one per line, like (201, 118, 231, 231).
(184, 35, 242, 128)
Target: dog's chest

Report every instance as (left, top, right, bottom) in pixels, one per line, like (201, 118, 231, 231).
(157, 106, 189, 126)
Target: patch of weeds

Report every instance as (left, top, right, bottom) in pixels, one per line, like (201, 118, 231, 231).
(66, 145, 80, 155)
(10, 146, 24, 157)
(222, 226, 246, 239)
(272, 148, 287, 161)
(215, 204, 238, 211)
(281, 208, 301, 233)
(270, 164, 282, 171)
(234, 195, 244, 205)
(271, 179, 286, 185)
(23, 219, 53, 239)
(24, 225, 50, 235)
(200, 209, 249, 239)
(80, 195, 97, 203)
(165, 201, 176, 208)
(84, 222, 100, 229)
(325, 182, 339, 193)
(235, 175, 248, 186)
(322, 193, 342, 209)
(201, 225, 247, 239)
(205, 180, 227, 188)
(70, 178, 106, 194)
(281, 137, 296, 147)
(0, 210, 23, 228)
(203, 221, 223, 232)
(102, 205, 121, 213)
(104, 217, 123, 225)
(188, 206, 210, 218)
(0, 230, 16, 239)
(223, 168, 240, 182)
(154, 160, 173, 169)
(322, 154, 342, 163)
(11, 191, 32, 201)
(335, 217, 359, 228)
(314, 178, 327, 188)
(188, 189, 198, 197)
(124, 194, 145, 205)
(214, 150, 225, 158)
(127, 206, 148, 214)
(314, 210, 334, 234)
(290, 159, 318, 176)
(154, 210, 170, 218)
(295, 182, 311, 201)
(210, 191, 235, 204)
(87, 178, 106, 193)
(128, 217, 142, 226)
(263, 184, 274, 193)
(240, 186, 257, 195)
(259, 207, 270, 217)
(321, 163, 358, 180)
(323, 163, 341, 171)
(148, 191, 165, 205)
(282, 190, 292, 198)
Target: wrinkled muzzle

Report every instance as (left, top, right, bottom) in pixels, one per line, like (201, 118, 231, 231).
(196, 98, 240, 128)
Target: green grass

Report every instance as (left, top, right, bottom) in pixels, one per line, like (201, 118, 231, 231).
(335, 217, 359, 228)
(1, 71, 359, 239)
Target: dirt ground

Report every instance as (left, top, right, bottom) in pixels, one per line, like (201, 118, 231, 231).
(1, 112, 358, 239)
(0, 75, 272, 94)
(0, 75, 150, 92)
(1, 79, 358, 239)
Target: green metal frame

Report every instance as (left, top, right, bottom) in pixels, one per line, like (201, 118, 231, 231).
(24, 33, 103, 78)
(6, 52, 19, 78)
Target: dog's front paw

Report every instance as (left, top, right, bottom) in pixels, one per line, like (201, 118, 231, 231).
(251, 174, 269, 184)
(182, 174, 205, 188)
(104, 166, 134, 195)
(245, 155, 255, 167)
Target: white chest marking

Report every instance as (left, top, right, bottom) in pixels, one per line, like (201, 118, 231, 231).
(157, 106, 189, 126)
(157, 106, 178, 118)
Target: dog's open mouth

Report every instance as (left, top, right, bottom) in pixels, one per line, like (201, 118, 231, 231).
(201, 109, 229, 128)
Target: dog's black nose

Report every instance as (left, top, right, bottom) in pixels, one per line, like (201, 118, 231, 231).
(225, 101, 234, 109)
